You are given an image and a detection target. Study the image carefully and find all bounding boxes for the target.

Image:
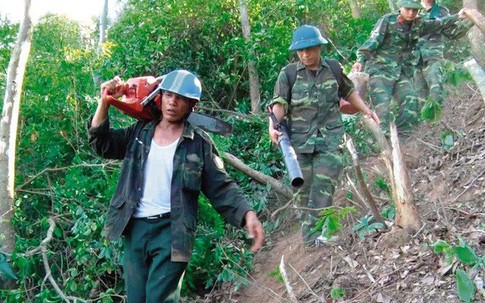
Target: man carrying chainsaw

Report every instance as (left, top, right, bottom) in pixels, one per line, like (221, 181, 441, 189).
(268, 25, 379, 247)
(87, 69, 264, 303)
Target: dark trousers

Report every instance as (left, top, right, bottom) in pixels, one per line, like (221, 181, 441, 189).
(123, 217, 188, 303)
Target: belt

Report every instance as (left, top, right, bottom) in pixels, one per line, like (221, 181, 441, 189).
(141, 212, 171, 220)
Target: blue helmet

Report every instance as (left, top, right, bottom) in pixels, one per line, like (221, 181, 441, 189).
(289, 25, 328, 51)
(160, 70, 202, 101)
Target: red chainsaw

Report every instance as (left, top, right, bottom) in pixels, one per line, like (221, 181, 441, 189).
(102, 76, 233, 136)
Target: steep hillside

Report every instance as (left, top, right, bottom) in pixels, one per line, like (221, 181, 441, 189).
(222, 81, 484, 302)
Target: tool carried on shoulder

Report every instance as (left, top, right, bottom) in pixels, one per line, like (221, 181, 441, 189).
(102, 75, 233, 136)
(268, 106, 304, 187)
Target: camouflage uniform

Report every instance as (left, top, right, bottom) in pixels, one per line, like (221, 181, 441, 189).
(87, 116, 252, 262)
(271, 59, 355, 245)
(356, 12, 468, 131)
(415, 3, 474, 103)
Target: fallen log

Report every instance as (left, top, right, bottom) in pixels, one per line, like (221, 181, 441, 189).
(222, 152, 293, 199)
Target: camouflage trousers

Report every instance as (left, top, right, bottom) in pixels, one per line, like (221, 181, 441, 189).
(368, 70, 421, 133)
(295, 150, 343, 246)
(414, 59, 446, 105)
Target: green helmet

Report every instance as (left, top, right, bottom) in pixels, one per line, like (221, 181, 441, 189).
(289, 25, 328, 51)
(160, 70, 202, 101)
(397, 0, 423, 9)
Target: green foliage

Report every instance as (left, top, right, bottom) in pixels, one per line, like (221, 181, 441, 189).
(183, 195, 255, 295)
(381, 203, 395, 221)
(444, 61, 472, 87)
(343, 115, 374, 156)
(0, 16, 19, 102)
(421, 97, 442, 122)
(374, 176, 391, 196)
(105, 0, 388, 111)
(440, 130, 455, 150)
(313, 207, 356, 238)
(432, 239, 484, 302)
(352, 215, 385, 239)
(269, 266, 284, 284)
(0, 253, 17, 280)
(330, 287, 345, 299)
(456, 268, 475, 303)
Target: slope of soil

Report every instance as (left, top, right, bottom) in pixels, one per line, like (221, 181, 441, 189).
(225, 82, 484, 303)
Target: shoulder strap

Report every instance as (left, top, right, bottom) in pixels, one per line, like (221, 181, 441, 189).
(324, 59, 342, 86)
(284, 59, 344, 97)
(283, 62, 298, 93)
(324, 59, 345, 97)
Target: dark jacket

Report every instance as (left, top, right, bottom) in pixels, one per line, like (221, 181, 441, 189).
(87, 117, 253, 262)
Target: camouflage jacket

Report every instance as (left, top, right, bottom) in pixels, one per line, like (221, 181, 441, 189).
(271, 59, 355, 154)
(87, 116, 252, 262)
(419, 4, 473, 62)
(356, 13, 465, 79)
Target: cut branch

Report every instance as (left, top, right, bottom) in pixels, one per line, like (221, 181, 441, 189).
(464, 59, 485, 101)
(390, 124, 422, 233)
(223, 152, 293, 199)
(345, 137, 385, 224)
(279, 255, 298, 303)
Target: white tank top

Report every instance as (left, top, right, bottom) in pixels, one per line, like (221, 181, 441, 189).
(132, 138, 179, 218)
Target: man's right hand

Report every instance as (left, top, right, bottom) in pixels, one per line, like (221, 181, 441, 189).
(351, 62, 363, 72)
(91, 76, 125, 128)
(268, 119, 282, 145)
(101, 76, 125, 103)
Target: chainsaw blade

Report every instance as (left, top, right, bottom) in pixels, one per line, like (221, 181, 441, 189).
(187, 112, 233, 137)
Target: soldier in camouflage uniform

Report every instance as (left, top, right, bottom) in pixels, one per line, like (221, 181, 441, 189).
(352, 0, 473, 132)
(268, 25, 379, 246)
(415, 0, 474, 104)
(88, 70, 264, 303)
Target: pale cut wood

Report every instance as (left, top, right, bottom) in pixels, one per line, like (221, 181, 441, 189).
(464, 59, 485, 102)
(464, 8, 485, 36)
(463, 0, 485, 68)
(390, 124, 422, 233)
(280, 255, 298, 303)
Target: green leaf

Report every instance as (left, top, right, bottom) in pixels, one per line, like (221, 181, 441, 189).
(0, 253, 17, 280)
(330, 287, 345, 299)
(432, 239, 452, 254)
(455, 268, 475, 303)
(421, 97, 442, 121)
(440, 132, 455, 150)
(454, 246, 479, 265)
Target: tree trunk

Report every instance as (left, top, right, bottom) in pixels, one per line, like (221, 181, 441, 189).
(99, 0, 108, 46)
(464, 0, 485, 68)
(390, 124, 422, 233)
(388, 0, 397, 13)
(464, 59, 485, 101)
(94, 0, 109, 85)
(349, 0, 361, 19)
(0, 0, 33, 254)
(238, 0, 261, 114)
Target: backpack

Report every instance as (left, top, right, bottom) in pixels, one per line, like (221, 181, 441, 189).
(284, 58, 358, 114)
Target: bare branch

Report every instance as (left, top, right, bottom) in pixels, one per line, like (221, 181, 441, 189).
(279, 255, 298, 303)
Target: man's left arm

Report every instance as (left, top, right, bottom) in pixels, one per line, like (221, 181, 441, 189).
(339, 73, 380, 124)
(200, 138, 264, 251)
